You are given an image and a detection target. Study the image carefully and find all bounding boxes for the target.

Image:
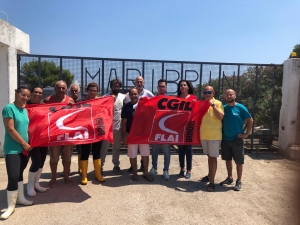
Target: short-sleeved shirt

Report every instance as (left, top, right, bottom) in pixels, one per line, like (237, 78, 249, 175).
(200, 98, 224, 140)
(124, 88, 154, 104)
(222, 103, 252, 141)
(104, 93, 125, 130)
(121, 102, 135, 134)
(2, 103, 29, 155)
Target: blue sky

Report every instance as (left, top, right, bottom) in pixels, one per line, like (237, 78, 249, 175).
(1, 0, 299, 64)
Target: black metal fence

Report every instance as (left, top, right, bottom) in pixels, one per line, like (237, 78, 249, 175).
(17, 54, 283, 151)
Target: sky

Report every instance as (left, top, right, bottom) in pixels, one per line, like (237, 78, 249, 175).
(1, 0, 299, 64)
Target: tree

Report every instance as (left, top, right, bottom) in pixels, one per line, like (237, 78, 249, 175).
(289, 44, 300, 58)
(20, 60, 74, 89)
(195, 66, 283, 128)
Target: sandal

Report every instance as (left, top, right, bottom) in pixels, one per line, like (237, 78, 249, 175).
(48, 180, 56, 188)
(200, 175, 210, 182)
(207, 182, 215, 192)
(131, 175, 139, 181)
(143, 175, 153, 182)
(63, 179, 75, 186)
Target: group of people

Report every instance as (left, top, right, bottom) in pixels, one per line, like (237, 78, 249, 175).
(0, 75, 253, 220)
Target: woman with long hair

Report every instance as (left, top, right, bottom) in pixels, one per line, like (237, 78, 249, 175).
(26, 86, 48, 196)
(177, 80, 197, 179)
(80, 82, 105, 185)
(1, 86, 33, 220)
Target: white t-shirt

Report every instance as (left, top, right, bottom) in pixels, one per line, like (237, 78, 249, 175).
(124, 88, 154, 104)
(104, 93, 125, 130)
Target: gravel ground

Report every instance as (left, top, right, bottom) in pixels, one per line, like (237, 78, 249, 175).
(0, 152, 299, 225)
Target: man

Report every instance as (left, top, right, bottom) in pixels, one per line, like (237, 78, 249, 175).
(100, 79, 125, 175)
(220, 89, 253, 191)
(44, 80, 75, 187)
(69, 83, 82, 174)
(124, 76, 154, 172)
(121, 87, 152, 182)
(199, 86, 224, 192)
(148, 79, 171, 181)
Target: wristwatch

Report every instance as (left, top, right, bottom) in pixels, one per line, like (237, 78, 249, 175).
(211, 104, 215, 107)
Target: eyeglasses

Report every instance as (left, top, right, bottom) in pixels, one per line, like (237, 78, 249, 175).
(18, 93, 31, 99)
(33, 91, 43, 95)
(203, 91, 213, 95)
(88, 89, 97, 93)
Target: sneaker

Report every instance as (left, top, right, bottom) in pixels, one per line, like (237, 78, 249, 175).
(178, 170, 185, 178)
(113, 166, 122, 175)
(220, 177, 234, 185)
(234, 180, 242, 191)
(185, 172, 191, 179)
(149, 167, 157, 176)
(163, 170, 170, 181)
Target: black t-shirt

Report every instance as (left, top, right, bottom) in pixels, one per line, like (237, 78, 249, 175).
(121, 102, 135, 134)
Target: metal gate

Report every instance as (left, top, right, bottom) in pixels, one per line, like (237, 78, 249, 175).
(17, 54, 283, 151)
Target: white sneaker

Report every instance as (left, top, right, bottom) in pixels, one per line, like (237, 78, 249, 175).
(148, 167, 157, 176)
(163, 170, 170, 181)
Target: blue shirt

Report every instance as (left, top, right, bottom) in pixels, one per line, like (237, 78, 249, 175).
(222, 103, 251, 141)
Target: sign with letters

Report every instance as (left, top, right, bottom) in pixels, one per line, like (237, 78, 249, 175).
(26, 97, 114, 147)
(127, 96, 210, 145)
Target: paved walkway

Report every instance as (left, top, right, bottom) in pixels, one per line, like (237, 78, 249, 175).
(0, 153, 299, 225)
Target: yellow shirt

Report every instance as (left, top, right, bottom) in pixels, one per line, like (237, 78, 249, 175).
(200, 98, 224, 140)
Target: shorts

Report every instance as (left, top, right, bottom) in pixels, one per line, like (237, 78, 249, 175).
(221, 138, 244, 164)
(127, 144, 150, 158)
(201, 140, 221, 157)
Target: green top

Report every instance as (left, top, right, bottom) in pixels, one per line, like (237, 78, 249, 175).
(2, 103, 29, 155)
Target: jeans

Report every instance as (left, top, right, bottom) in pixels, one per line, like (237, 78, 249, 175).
(101, 129, 122, 167)
(178, 145, 193, 170)
(151, 144, 171, 171)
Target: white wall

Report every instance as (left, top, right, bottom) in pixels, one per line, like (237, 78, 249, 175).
(279, 58, 300, 160)
(0, 19, 30, 157)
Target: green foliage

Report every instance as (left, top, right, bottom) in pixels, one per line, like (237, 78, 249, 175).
(20, 60, 74, 89)
(195, 66, 283, 127)
(289, 44, 300, 58)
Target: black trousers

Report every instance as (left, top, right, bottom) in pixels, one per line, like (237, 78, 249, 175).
(80, 141, 102, 160)
(5, 153, 29, 191)
(29, 147, 48, 172)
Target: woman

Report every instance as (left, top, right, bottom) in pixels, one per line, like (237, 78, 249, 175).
(80, 82, 105, 185)
(26, 86, 48, 196)
(177, 80, 197, 179)
(1, 86, 33, 220)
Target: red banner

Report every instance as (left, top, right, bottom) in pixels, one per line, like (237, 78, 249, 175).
(127, 96, 210, 145)
(26, 97, 114, 147)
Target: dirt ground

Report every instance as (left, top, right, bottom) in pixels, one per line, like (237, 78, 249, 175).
(0, 152, 299, 225)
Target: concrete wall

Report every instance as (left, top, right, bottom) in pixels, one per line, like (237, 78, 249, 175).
(279, 58, 300, 160)
(0, 19, 30, 157)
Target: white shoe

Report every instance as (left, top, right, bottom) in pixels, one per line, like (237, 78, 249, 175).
(34, 169, 47, 192)
(163, 170, 170, 181)
(148, 167, 157, 176)
(0, 190, 18, 220)
(27, 172, 36, 197)
(17, 182, 33, 206)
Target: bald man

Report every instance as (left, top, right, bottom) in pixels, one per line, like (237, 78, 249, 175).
(199, 86, 224, 192)
(124, 76, 154, 172)
(220, 89, 253, 191)
(44, 80, 75, 187)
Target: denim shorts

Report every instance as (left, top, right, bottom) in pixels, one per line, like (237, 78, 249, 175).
(221, 138, 244, 164)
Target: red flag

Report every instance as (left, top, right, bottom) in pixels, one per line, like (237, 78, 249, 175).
(127, 96, 210, 145)
(26, 97, 114, 147)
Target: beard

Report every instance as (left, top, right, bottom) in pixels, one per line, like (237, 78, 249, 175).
(112, 89, 119, 95)
(226, 99, 235, 103)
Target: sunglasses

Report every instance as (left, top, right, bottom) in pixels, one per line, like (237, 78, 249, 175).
(203, 91, 213, 95)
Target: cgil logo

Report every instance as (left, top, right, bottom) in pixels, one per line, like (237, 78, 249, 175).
(148, 110, 190, 143)
(48, 108, 95, 143)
